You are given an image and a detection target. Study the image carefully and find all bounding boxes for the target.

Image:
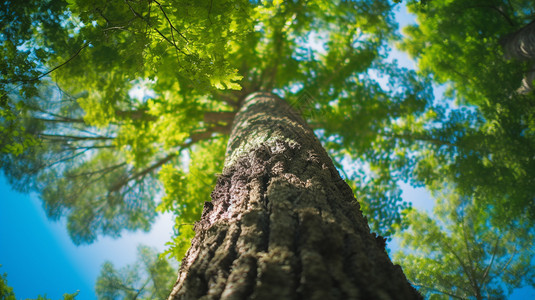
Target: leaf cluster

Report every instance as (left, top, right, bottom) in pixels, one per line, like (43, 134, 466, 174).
(157, 137, 227, 260)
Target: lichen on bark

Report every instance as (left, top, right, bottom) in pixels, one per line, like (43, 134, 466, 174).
(168, 92, 421, 300)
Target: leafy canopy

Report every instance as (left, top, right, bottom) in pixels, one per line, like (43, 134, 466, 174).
(1, 0, 433, 247)
(395, 188, 535, 299)
(2, 1, 534, 270)
(394, 0, 535, 223)
(392, 1, 535, 297)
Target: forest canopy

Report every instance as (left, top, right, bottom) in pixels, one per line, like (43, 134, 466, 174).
(1, 0, 534, 297)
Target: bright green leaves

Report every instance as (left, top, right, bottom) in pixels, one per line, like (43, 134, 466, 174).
(210, 71, 243, 90)
(96, 245, 177, 300)
(158, 165, 187, 216)
(158, 137, 227, 260)
(160, 225, 196, 263)
(0, 100, 38, 156)
(1, 0, 249, 244)
(394, 189, 535, 299)
(0, 0, 486, 249)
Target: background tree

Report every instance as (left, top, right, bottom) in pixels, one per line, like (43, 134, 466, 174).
(393, 0, 535, 223)
(96, 245, 177, 300)
(394, 188, 535, 299)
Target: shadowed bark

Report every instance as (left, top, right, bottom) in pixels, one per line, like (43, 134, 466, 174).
(168, 92, 421, 300)
(502, 20, 535, 61)
(502, 20, 535, 94)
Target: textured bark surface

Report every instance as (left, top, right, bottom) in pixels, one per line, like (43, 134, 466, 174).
(502, 20, 535, 61)
(502, 20, 535, 94)
(168, 92, 421, 300)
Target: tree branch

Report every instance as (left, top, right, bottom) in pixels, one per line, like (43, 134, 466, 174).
(152, 0, 189, 43)
(461, 217, 481, 298)
(109, 153, 177, 192)
(481, 235, 502, 285)
(498, 244, 518, 274)
(442, 240, 480, 296)
(412, 283, 466, 300)
(107, 124, 230, 193)
(115, 108, 157, 121)
(203, 111, 236, 124)
(125, 0, 188, 56)
(39, 134, 114, 141)
(1, 44, 89, 84)
(461, 5, 515, 27)
(43, 149, 91, 170)
(32, 117, 86, 124)
(67, 162, 127, 180)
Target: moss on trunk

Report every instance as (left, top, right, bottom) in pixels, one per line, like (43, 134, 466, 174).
(168, 92, 420, 300)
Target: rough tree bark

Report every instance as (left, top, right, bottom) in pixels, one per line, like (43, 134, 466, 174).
(168, 92, 421, 300)
(502, 20, 535, 94)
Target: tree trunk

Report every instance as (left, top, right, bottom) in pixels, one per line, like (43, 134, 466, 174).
(168, 92, 420, 300)
(501, 20, 535, 94)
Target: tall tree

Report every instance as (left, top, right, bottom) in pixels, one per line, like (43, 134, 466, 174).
(4, 0, 532, 297)
(396, 0, 535, 222)
(395, 188, 535, 299)
(168, 92, 420, 299)
(1, 0, 428, 296)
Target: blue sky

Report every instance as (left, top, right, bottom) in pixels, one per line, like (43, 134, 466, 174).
(0, 174, 174, 300)
(0, 175, 92, 299)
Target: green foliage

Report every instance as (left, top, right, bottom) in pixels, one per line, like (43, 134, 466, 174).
(400, 0, 533, 104)
(0, 96, 39, 155)
(95, 245, 177, 300)
(2, 0, 533, 260)
(0, 270, 16, 300)
(2, 3, 534, 299)
(158, 137, 227, 260)
(0, 0, 419, 243)
(396, 0, 535, 221)
(395, 189, 535, 299)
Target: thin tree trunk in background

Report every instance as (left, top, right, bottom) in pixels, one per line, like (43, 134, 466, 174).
(168, 92, 421, 300)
